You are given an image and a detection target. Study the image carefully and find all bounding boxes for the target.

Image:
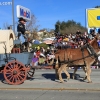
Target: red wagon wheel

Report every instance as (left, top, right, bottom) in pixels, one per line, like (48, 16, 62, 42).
(3, 60, 27, 85)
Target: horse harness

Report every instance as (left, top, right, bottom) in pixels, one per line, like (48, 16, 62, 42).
(57, 43, 98, 67)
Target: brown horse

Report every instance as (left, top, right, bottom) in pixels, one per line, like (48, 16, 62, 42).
(54, 34, 100, 83)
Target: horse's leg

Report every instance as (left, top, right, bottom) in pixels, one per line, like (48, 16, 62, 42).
(63, 65, 70, 80)
(82, 66, 87, 80)
(55, 65, 59, 79)
(57, 64, 70, 83)
(86, 65, 92, 83)
(72, 67, 78, 79)
(55, 61, 59, 79)
(57, 66, 64, 83)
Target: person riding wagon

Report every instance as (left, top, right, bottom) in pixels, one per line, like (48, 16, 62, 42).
(17, 17, 29, 51)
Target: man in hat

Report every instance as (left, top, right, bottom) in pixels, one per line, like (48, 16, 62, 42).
(17, 17, 26, 41)
(17, 17, 28, 51)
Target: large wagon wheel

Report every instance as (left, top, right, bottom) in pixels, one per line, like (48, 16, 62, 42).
(27, 66, 35, 79)
(3, 60, 27, 85)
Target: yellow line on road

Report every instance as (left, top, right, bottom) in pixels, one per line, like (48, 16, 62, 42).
(0, 88, 100, 91)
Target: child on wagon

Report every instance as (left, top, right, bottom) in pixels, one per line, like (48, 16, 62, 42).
(31, 52, 39, 67)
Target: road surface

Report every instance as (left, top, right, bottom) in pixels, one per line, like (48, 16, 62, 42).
(0, 69, 100, 100)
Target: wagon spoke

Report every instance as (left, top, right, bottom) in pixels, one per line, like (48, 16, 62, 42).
(19, 67, 25, 71)
(13, 76, 17, 82)
(6, 66, 12, 70)
(16, 75, 21, 82)
(15, 63, 19, 68)
(5, 69, 12, 72)
(18, 64, 22, 69)
(13, 64, 16, 69)
(27, 73, 32, 77)
(19, 71, 26, 76)
(28, 71, 33, 73)
(12, 76, 15, 83)
(6, 74, 12, 78)
(27, 68, 35, 79)
(19, 73, 25, 77)
(8, 75, 13, 82)
(5, 69, 12, 73)
(18, 75, 23, 81)
(5, 72, 12, 75)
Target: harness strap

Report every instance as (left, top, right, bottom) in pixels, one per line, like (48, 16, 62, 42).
(87, 43, 98, 58)
(64, 50, 65, 62)
(81, 48, 86, 66)
(55, 43, 99, 67)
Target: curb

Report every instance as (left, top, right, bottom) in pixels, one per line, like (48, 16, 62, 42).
(0, 88, 100, 91)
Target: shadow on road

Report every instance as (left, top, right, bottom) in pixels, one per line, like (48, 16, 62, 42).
(0, 73, 8, 84)
(42, 72, 84, 82)
(0, 73, 4, 81)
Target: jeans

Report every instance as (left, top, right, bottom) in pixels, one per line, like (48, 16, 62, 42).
(19, 34, 25, 44)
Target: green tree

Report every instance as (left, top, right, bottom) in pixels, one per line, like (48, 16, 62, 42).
(95, 6, 100, 8)
(55, 20, 61, 33)
(55, 24, 60, 33)
(55, 20, 87, 35)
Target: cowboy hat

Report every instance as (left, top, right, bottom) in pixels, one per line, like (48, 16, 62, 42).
(18, 17, 27, 22)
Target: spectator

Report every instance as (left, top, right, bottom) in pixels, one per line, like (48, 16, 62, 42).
(31, 55, 39, 67)
(36, 50, 41, 57)
(40, 47, 45, 54)
(37, 46, 40, 50)
(38, 53, 46, 67)
(98, 28, 100, 34)
(76, 29, 81, 35)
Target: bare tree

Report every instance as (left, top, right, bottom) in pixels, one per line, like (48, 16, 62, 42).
(3, 22, 10, 29)
(26, 14, 39, 32)
(26, 14, 40, 40)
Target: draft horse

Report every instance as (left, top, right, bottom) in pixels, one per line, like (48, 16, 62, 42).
(54, 33, 100, 83)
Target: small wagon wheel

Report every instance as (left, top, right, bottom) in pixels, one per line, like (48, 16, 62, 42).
(27, 67, 35, 79)
(3, 60, 27, 85)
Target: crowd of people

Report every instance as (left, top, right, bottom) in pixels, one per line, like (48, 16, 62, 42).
(53, 30, 93, 49)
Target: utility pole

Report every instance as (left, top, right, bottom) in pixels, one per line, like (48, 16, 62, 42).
(12, 0, 15, 34)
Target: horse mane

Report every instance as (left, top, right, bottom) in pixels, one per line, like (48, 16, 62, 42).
(89, 35, 98, 48)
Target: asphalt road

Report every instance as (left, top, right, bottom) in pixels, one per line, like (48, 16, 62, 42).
(0, 69, 100, 100)
(0, 90, 100, 100)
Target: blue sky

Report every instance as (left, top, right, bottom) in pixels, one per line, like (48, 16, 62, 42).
(0, 0, 100, 30)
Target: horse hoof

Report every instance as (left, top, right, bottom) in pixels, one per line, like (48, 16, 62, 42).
(87, 81, 92, 83)
(67, 77, 70, 80)
(60, 81, 64, 83)
(72, 76, 75, 79)
(59, 80, 64, 83)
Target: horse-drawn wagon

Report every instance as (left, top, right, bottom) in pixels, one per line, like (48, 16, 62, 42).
(0, 30, 35, 85)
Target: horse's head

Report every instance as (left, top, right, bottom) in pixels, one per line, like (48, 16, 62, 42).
(95, 33, 100, 48)
(89, 33, 100, 53)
